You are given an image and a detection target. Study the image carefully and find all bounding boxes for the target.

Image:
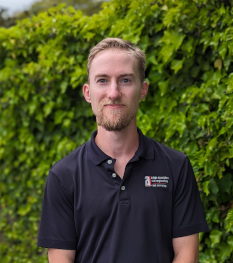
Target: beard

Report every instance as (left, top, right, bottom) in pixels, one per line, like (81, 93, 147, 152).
(95, 100, 136, 131)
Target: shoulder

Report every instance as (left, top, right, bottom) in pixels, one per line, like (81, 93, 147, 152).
(51, 141, 88, 178)
(44, 142, 89, 196)
(144, 137, 192, 180)
(147, 137, 187, 162)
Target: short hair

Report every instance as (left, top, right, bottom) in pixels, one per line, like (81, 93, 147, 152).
(87, 38, 146, 82)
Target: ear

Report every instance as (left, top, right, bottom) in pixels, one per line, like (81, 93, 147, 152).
(140, 81, 149, 100)
(83, 84, 91, 103)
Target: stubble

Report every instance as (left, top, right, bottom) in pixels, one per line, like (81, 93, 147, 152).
(96, 100, 136, 131)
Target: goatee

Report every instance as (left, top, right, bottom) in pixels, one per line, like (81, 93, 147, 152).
(96, 100, 135, 131)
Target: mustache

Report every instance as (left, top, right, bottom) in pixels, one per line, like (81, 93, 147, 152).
(98, 100, 127, 110)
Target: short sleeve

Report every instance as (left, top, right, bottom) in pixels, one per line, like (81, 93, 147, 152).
(37, 170, 77, 249)
(172, 157, 209, 238)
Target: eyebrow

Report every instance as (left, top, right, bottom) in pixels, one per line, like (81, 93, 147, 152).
(94, 73, 135, 79)
(94, 74, 109, 79)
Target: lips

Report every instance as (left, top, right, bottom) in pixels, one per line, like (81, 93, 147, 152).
(104, 104, 125, 108)
(100, 100, 126, 108)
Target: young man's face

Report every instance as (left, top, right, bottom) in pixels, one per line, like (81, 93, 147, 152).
(83, 48, 148, 131)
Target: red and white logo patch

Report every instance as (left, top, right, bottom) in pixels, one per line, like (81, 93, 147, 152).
(145, 176, 152, 187)
(145, 176, 169, 188)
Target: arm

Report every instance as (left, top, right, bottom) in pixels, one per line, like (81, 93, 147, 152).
(48, 248, 76, 263)
(172, 234, 199, 263)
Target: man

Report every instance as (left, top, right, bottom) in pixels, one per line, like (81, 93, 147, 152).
(37, 38, 209, 263)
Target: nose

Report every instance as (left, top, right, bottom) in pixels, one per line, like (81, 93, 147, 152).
(107, 80, 121, 100)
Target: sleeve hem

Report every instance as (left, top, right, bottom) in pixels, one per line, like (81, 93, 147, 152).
(173, 223, 209, 238)
(37, 238, 76, 250)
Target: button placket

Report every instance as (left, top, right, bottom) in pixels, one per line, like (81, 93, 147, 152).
(103, 159, 120, 184)
(107, 159, 112, 165)
(119, 183, 130, 206)
(121, 186, 126, 191)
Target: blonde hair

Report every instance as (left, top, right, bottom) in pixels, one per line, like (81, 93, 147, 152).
(87, 38, 146, 82)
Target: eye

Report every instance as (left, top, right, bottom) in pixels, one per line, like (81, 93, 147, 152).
(121, 78, 130, 84)
(97, 79, 106, 83)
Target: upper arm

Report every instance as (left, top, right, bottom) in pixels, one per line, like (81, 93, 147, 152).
(172, 234, 199, 263)
(37, 171, 77, 249)
(48, 248, 76, 263)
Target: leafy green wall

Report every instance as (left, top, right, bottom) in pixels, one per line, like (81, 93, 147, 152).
(0, 0, 232, 262)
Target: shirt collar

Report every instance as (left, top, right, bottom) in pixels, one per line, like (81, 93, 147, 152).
(87, 128, 155, 166)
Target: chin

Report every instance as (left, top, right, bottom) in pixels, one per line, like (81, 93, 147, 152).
(99, 120, 132, 132)
(102, 125, 127, 132)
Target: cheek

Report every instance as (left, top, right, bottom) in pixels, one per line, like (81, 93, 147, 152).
(90, 103, 99, 116)
(131, 90, 142, 103)
(89, 94, 103, 114)
(131, 92, 142, 109)
(90, 88, 105, 101)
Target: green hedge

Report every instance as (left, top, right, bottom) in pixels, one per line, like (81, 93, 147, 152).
(0, 0, 232, 262)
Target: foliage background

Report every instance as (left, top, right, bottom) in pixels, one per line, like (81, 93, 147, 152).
(0, 0, 106, 27)
(0, 0, 233, 262)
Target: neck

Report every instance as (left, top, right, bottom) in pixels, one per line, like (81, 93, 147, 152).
(95, 121, 139, 159)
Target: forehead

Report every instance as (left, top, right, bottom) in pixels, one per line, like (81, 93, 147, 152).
(89, 49, 139, 77)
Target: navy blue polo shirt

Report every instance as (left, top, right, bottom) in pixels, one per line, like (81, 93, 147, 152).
(37, 129, 209, 263)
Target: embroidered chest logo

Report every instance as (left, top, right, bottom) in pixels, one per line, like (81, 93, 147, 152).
(145, 176, 169, 188)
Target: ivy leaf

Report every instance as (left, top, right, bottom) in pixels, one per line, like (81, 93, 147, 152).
(214, 58, 223, 70)
(210, 230, 222, 247)
(225, 208, 233, 233)
(209, 178, 219, 195)
(171, 59, 184, 74)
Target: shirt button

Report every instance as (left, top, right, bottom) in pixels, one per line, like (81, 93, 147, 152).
(121, 186, 125, 191)
(112, 173, 117, 178)
(107, 159, 112, 164)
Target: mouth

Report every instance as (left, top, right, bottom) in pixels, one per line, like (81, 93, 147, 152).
(104, 104, 125, 109)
